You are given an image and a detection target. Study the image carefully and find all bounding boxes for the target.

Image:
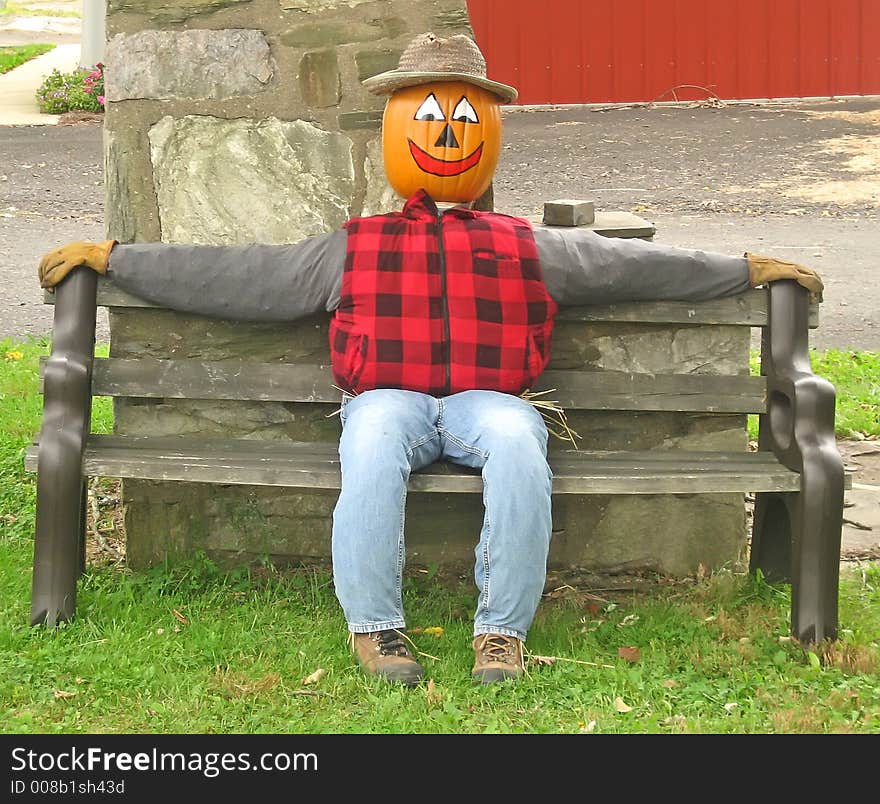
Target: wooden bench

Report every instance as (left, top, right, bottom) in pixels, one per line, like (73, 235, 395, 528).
(26, 268, 847, 644)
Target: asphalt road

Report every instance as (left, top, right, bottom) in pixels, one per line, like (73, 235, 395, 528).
(1, 97, 879, 349)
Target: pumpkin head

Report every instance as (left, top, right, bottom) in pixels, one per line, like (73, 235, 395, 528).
(382, 80, 503, 204)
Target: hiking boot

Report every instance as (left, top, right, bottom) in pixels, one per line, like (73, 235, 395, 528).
(350, 629, 424, 687)
(472, 633, 525, 685)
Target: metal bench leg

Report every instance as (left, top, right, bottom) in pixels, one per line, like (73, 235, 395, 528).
(790, 453, 845, 644)
(751, 479, 842, 644)
(754, 280, 846, 644)
(30, 268, 98, 627)
(750, 490, 795, 582)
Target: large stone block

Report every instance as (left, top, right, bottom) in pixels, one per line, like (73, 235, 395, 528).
(149, 115, 355, 244)
(299, 50, 341, 108)
(361, 135, 402, 215)
(279, 0, 373, 10)
(104, 125, 161, 244)
(106, 30, 274, 101)
(280, 17, 404, 47)
(108, 0, 252, 24)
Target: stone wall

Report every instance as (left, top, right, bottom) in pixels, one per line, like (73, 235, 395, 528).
(103, 0, 748, 578)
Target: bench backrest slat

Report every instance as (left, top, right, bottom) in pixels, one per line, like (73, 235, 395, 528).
(39, 357, 768, 414)
(43, 284, 819, 328)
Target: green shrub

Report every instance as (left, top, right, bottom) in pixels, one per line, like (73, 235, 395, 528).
(35, 62, 105, 114)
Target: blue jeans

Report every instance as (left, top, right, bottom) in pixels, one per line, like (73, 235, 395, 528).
(331, 388, 553, 641)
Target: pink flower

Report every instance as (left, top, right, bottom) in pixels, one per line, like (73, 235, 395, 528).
(83, 87, 91, 93)
(97, 96, 105, 105)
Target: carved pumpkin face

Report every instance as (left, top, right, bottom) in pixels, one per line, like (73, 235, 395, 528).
(382, 80, 503, 203)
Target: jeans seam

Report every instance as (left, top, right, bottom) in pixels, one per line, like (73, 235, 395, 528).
(479, 474, 491, 619)
(408, 431, 437, 451)
(474, 625, 525, 640)
(349, 619, 406, 634)
(395, 448, 412, 618)
(438, 428, 489, 460)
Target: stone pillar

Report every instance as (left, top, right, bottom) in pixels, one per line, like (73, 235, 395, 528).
(103, 0, 474, 569)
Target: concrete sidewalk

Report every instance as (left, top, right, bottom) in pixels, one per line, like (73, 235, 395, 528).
(0, 42, 82, 125)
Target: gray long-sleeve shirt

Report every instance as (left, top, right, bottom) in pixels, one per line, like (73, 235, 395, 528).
(106, 222, 750, 322)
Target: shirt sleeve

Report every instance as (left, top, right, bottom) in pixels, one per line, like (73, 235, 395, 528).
(533, 225, 751, 305)
(106, 230, 348, 321)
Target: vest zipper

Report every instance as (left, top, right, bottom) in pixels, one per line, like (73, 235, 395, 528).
(436, 210, 451, 395)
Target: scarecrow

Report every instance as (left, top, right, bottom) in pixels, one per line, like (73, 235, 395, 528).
(39, 33, 823, 687)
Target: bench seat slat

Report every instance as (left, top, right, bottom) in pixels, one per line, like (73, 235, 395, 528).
(25, 436, 805, 494)
(73, 358, 768, 413)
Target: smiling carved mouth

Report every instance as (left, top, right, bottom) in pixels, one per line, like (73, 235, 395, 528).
(408, 139, 484, 177)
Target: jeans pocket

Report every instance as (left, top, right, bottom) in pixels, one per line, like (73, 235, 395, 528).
(339, 391, 355, 424)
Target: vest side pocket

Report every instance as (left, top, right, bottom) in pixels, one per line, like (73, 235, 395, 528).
(525, 326, 549, 386)
(343, 330, 369, 393)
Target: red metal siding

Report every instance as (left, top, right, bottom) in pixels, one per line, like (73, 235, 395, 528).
(467, 0, 880, 104)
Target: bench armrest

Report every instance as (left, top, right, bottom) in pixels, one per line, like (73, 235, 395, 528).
(31, 267, 99, 626)
(758, 279, 841, 473)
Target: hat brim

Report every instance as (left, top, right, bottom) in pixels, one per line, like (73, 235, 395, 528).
(363, 70, 518, 104)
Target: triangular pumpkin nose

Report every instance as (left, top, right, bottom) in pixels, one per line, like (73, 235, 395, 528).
(434, 124, 460, 149)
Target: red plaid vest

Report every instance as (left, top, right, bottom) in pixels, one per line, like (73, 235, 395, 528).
(329, 190, 557, 396)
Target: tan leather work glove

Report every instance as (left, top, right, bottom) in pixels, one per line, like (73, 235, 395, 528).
(38, 240, 117, 290)
(745, 252, 824, 303)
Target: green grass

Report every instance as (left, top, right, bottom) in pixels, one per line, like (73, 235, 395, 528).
(0, 43, 55, 74)
(0, 2, 81, 18)
(749, 348, 880, 441)
(1, 337, 878, 734)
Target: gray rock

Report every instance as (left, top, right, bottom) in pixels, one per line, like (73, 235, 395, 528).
(361, 136, 403, 216)
(149, 115, 355, 244)
(279, 0, 372, 10)
(108, 0, 253, 24)
(299, 50, 341, 108)
(105, 30, 274, 101)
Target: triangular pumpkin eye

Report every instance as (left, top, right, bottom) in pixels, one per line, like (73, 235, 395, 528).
(452, 96, 479, 123)
(414, 93, 446, 122)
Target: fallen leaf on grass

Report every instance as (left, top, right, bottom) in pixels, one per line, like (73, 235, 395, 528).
(614, 697, 633, 713)
(172, 609, 188, 625)
(302, 668, 327, 686)
(530, 655, 557, 666)
(724, 702, 739, 713)
(618, 646, 640, 663)
(53, 689, 76, 699)
(661, 679, 678, 689)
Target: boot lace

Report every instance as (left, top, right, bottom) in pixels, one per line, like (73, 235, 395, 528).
(375, 629, 413, 657)
(478, 634, 521, 666)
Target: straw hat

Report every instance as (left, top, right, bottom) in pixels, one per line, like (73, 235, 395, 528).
(362, 32, 518, 104)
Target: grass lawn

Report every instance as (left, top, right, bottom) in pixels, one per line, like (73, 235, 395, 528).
(1, 337, 878, 734)
(0, 43, 55, 74)
(0, 2, 81, 18)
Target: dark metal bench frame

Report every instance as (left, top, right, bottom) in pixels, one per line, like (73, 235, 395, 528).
(28, 269, 846, 643)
